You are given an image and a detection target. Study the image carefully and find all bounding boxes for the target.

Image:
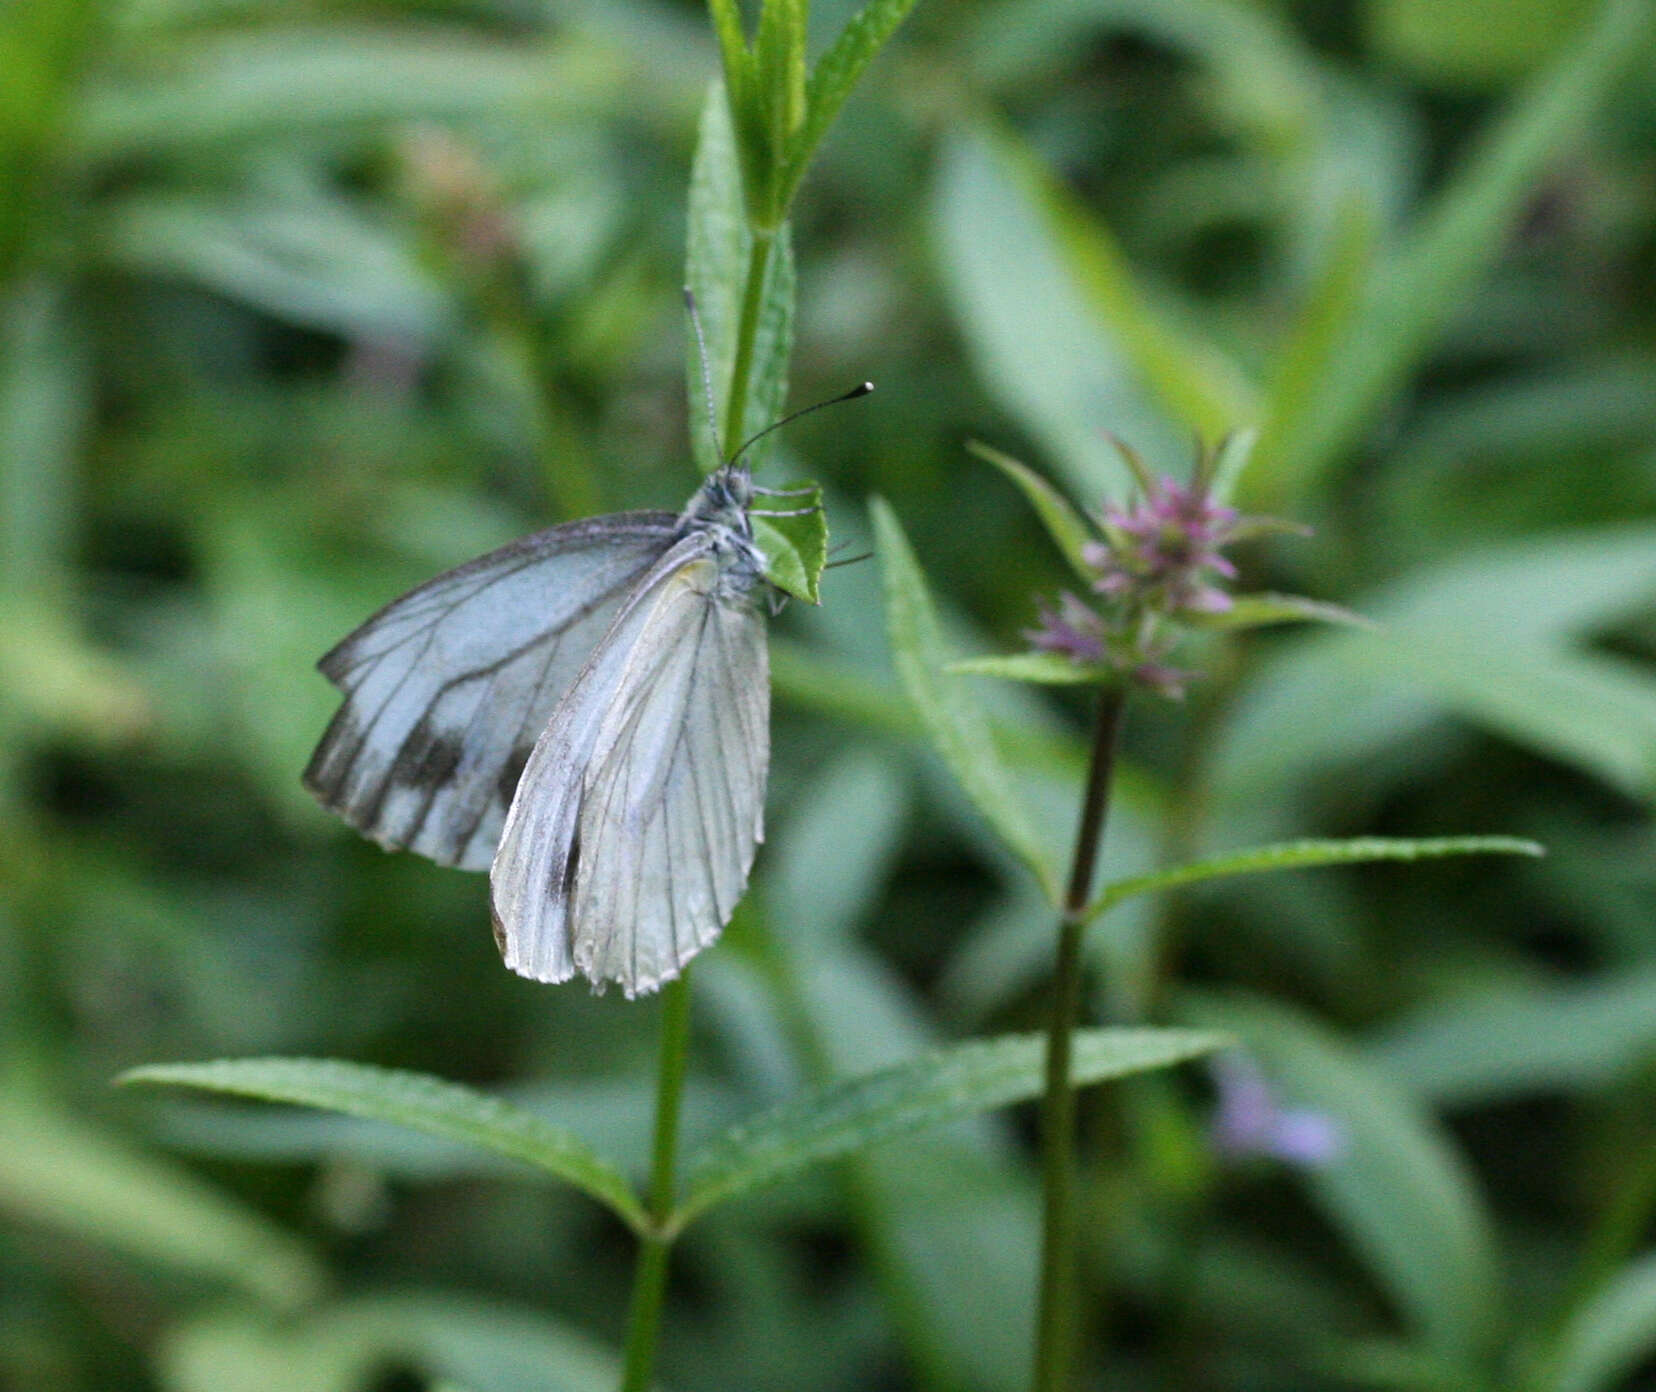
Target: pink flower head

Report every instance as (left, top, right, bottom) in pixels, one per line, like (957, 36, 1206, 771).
(1016, 438, 1294, 700)
(1085, 475, 1242, 618)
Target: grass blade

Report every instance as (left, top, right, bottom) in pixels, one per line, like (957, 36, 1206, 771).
(872, 496, 1060, 900)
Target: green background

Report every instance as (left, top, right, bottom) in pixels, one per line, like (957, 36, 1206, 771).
(3, 1, 1656, 1389)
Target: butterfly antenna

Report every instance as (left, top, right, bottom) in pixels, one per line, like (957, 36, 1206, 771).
(683, 287, 724, 462)
(730, 381, 873, 469)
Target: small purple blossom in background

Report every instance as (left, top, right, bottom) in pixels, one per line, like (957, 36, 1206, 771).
(1209, 1053, 1344, 1168)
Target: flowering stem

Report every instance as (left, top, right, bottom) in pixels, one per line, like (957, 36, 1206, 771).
(618, 969, 694, 1392)
(1032, 685, 1128, 1392)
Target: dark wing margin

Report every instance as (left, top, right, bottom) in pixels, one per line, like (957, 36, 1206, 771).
(303, 512, 678, 870)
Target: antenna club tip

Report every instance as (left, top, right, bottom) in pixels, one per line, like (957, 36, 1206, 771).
(682, 286, 697, 309)
(857, 380, 874, 395)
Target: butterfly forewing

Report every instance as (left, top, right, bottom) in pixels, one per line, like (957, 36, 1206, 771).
(490, 533, 769, 995)
(304, 512, 679, 870)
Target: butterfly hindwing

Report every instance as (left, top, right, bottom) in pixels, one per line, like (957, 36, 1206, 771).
(304, 512, 679, 870)
(490, 533, 769, 995)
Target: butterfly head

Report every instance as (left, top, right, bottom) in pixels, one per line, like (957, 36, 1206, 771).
(682, 462, 754, 533)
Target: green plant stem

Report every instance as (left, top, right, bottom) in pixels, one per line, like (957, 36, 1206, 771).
(722, 229, 774, 451)
(1033, 686, 1128, 1392)
(619, 970, 694, 1392)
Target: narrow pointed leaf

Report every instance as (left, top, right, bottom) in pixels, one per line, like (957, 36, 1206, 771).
(989, 123, 1258, 439)
(704, 0, 751, 94)
(1249, 196, 1378, 503)
(685, 81, 796, 472)
(673, 1027, 1227, 1229)
(967, 440, 1096, 583)
(1186, 593, 1374, 633)
(948, 652, 1113, 686)
(753, 0, 808, 208)
(1087, 836, 1541, 924)
(1205, 426, 1263, 508)
(935, 126, 1185, 499)
(121, 1058, 647, 1234)
(72, 33, 629, 160)
(1369, 966, 1656, 1107)
(781, 0, 922, 206)
(872, 497, 1059, 900)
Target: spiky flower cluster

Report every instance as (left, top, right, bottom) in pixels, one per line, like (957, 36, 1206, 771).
(1087, 474, 1241, 618)
(1024, 442, 1269, 699)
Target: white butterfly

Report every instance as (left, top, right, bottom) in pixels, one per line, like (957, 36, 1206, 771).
(304, 461, 782, 998)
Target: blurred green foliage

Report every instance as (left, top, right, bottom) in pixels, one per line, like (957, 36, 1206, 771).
(3, 0, 1656, 1390)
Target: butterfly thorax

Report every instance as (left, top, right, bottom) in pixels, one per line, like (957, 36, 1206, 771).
(678, 464, 764, 600)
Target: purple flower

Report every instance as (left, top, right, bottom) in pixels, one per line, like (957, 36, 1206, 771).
(1024, 592, 1107, 663)
(1084, 475, 1243, 619)
(1210, 1053, 1344, 1169)
(1017, 440, 1296, 700)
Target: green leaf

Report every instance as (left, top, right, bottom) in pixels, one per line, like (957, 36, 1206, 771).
(1380, 632, 1656, 802)
(752, 478, 826, 603)
(752, 0, 808, 220)
(780, 0, 923, 208)
(1204, 426, 1263, 507)
(1251, 0, 1655, 502)
(1372, 0, 1606, 86)
(1, 280, 89, 596)
(935, 126, 1184, 501)
(948, 652, 1114, 686)
(161, 1294, 621, 1392)
(102, 192, 450, 346)
(1088, 835, 1541, 924)
(1249, 195, 1378, 505)
(0, 1084, 322, 1308)
(704, 0, 752, 102)
(871, 497, 1060, 900)
(673, 1027, 1227, 1229)
(685, 80, 796, 472)
(1186, 592, 1374, 632)
(1209, 524, 1656, 807)
(71, 31, 632, 161)
(769, 635, 924, 739)
(966, 439, 1097, 583)
(1367, 966, 1656, 1106)
(121, 1058, 648, 1234)
(1546, 1252, 1656, 1392)
(986, 122, 1258, 441)
(0, 0, 100, 280)
(1187, 995, 1503, 1362)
